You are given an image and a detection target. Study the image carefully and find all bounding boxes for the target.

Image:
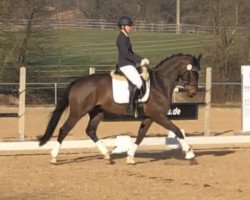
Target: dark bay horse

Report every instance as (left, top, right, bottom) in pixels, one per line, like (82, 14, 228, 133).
(39, 53, 202, 164)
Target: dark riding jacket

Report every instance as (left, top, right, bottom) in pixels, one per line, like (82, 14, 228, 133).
(116, 31, 141, 68)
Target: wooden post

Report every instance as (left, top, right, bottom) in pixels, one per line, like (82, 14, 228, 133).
(204, 67, 212, 136)
(54, 83, 58, 105)
(18, 66, 26, 141)
(176, 0, 181, 34)
(89, 67, 96, 75)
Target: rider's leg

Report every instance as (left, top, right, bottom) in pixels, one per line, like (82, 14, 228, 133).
(127, 84, 139, 115)
(119, 65, 142, 116)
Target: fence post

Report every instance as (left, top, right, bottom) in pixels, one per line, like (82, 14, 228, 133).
(18, 66, 26, 141)
(54, 83, 57, 105)
(89, 67, 96, 75)
(204, 67, 212, 136)
(176, 0, 181, 34)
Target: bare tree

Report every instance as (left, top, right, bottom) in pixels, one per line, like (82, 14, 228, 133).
(0, 0, 22, 79)
(203, 0, 249, 103)
(0, 0, 52, 81)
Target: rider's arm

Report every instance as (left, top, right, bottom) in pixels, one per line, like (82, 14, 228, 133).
(116, 33, 141, 65)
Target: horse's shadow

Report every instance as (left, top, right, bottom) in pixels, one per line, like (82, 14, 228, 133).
(54, 148, 236, 166)
(111, 148, 235, 165)
(54, 154, 103, 165)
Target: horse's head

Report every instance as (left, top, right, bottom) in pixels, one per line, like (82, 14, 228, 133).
(154, 53, 202, 98)
(179, 54, 202, 98)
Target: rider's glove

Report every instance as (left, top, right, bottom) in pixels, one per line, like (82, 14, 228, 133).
(140, 58, 150, 66)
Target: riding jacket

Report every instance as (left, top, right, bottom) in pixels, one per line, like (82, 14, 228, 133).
(116, 30, 141, 68)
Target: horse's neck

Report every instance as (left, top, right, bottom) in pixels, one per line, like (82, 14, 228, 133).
(152, 68, 178, 96)
(153, 61, 181, 95)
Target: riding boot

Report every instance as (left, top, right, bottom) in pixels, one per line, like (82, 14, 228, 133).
(127, 85, 139, 116)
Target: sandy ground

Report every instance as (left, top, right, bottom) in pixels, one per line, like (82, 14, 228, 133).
(1, 106, 250, 200)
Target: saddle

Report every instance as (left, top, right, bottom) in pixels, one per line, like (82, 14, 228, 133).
(110, 66, 150, 104)
(111, 66, 150, 82)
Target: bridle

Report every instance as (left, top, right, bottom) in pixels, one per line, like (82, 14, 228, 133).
(178, 64, 200, 87)
(152, 63, 200, 88)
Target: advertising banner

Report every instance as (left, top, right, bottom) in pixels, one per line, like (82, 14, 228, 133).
(103, 103, 199, 121)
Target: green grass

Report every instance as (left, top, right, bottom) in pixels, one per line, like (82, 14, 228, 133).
(1, 29, 213, 82)
(25, 29, 212, 66)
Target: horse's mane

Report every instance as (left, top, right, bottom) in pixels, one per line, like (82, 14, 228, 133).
(154, 53, 194, 68)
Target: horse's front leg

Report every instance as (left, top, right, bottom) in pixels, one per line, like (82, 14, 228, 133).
(153, 114, 195, 160)
(127, 118, 153, 164)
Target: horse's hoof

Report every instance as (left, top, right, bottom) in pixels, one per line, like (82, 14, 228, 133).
(106, 158, 115, 165)
(126, 156, 136, 165)
(104, 153, 114, 165)
(185, 149, 195, 160)
(50, 157, 57, 164)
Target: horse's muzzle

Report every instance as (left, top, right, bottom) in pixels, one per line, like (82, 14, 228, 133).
(186, 85, 198, 98)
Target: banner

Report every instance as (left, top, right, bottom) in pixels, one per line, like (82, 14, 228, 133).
(241, 65, 250, 132)
(103, 103, 199, 121)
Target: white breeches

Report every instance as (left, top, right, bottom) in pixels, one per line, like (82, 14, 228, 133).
(119, 65, 143, 89)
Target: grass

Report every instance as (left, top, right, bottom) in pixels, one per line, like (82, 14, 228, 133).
(26, 29, 212, 66)
(1, 29, 213, 82)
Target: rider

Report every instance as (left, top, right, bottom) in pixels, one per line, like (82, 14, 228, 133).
(116, 16, 149, 116)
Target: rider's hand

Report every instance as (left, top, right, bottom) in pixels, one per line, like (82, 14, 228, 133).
(140, 58, 150, 66)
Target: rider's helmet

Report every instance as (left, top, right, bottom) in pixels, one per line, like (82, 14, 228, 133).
(117, 16, 133, 28)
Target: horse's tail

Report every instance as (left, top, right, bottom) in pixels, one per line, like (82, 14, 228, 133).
(38, 81, 75, 146)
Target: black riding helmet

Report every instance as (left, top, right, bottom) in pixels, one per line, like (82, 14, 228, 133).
(118, 16, 133, 27)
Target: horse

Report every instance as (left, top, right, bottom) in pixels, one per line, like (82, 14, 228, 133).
(38, 53, 202, 164)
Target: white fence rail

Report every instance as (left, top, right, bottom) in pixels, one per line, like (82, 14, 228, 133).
(1, 19, 249, 33)
(0, 68, 240, 106)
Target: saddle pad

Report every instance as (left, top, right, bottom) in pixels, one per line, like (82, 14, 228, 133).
(112, 78, 150, 104)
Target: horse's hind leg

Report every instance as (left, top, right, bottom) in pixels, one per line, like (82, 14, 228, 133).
(50, 113, 83, 164)
(86, 109, 112, 163)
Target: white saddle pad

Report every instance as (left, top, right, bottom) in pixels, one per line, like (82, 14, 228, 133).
(112, 78, 150, 104)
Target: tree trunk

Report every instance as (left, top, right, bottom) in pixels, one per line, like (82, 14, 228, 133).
(17, 9, 37, 68)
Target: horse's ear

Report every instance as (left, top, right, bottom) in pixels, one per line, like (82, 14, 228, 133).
(196, 54, 202, 63)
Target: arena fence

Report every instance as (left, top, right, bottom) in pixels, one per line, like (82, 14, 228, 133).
(2, 19, 249, 34)
(0, 67, 26, 140)
(0, 67, 220, 138)
(1, 66, 250, 152)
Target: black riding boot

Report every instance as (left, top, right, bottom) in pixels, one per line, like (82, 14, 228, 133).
(127, 85, 139, 116)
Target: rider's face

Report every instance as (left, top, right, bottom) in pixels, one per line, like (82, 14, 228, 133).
(124, 25, 132, 33)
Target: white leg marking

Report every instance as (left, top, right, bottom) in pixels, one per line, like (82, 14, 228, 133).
(50, 141, 61, 164)
(185, 149, 195, 159)
(178, 138, 190, 152)
(127, 143, 138, 164)
(127, 143, 138, 157)
(178, 138, 195, 159)
(51, 141, 61, 158)
(95, 140, 108, 155)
